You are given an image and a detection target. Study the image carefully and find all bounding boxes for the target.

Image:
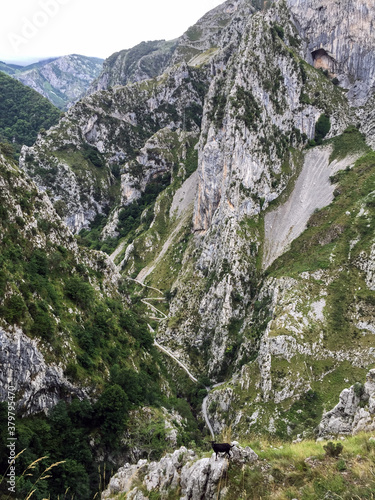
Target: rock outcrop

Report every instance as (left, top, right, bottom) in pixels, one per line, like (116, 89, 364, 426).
(102, 444, 258, 499)
(318, 370, 375, 438)
(0, 327, 88, 415)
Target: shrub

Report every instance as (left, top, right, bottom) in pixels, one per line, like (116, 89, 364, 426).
(81, 144, 104, 167)
(337, 458, 346, 471)
(3, 294, 27, 323)
(315, 114, 331, 144)
(353, 382, 365, 399)
(95, 384, 129, 441)
(272, 24, 285, 40)
(324, 442, 343, 457)
(64, 362, 79, 381)
(29, 306, 55, 341)
(64, 277, 95, 309)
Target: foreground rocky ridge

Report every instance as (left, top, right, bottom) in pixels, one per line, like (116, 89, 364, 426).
(102, 443, 258, 499)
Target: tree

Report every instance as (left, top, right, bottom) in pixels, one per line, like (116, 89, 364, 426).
(315, 114, 331, 144)
(95, 385, 129, 441)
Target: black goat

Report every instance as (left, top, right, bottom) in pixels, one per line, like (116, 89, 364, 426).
(211, 441, 234, 460)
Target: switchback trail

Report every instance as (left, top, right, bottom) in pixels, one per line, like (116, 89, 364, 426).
(126, 276, 219, 438)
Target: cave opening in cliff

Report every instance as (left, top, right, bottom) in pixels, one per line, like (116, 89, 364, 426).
(311, 48, 334, 72)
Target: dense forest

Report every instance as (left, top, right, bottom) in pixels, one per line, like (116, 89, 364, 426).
(0, 72, 60, 155)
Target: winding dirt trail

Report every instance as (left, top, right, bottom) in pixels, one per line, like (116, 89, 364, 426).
(126, 276, 219, 438)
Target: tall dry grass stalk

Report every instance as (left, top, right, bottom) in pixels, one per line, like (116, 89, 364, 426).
(5, 455, 49, 500)
(0, 448, 26, 488)
(221, 426, 232, 443)
(24, 459, 65, 500)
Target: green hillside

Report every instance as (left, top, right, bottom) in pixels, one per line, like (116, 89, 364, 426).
(0, 72, 60, 153)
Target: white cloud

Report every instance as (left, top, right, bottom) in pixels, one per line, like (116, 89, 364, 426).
(0, 0, 224, 64)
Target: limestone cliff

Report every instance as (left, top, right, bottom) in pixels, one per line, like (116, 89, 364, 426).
(16, 0, 375, 442)
(287, 0, 375, 106)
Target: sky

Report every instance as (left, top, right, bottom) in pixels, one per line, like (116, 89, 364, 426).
(0, 0, 225, 65)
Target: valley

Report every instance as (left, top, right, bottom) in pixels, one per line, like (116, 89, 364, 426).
(1, 0, 375, 498)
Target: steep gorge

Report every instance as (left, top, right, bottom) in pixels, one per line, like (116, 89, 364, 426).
(2, 0, 375, 498)
(17, 0, 375, 438)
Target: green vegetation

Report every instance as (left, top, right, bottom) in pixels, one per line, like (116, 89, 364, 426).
(271, 24, 285, 40)
(231, 86, 262, 131)
(329, 125, 370, 162)
(314, 113, 331, 144)
(221, 433, 375, 500)
(0, 156, 201, 499)
(77, 213, 118, 254)
(117, 174, 171, 238)
(208, 77, 227, 129)
(0, 71, 60, 155)
(186, 25, 203, 42)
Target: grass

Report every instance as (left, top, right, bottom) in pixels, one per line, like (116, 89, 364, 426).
(328, 126, 370, 163)
(222, 433, 375, 500)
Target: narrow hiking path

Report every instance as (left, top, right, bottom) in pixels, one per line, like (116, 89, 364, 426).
(125, 276, 219, 439)
(136, 212, 191, 283)
(154, 341, 198, 383)
(127, 277, 167, 320)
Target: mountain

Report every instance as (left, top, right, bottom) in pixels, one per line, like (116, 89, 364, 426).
(1, 54, 104, 109)
(89, 40, 179, 92)
(0, 60, 23, 75)
(2, 0, 375, 498)
(89, 1, 253, 94)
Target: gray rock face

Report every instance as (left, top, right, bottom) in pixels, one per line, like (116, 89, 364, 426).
(286, 0, 375, 105)
(89, 40, 178, 93)
(0, 327, 87, 415)
(102, 444, 258, 499)
(21, 63, 206, 233)
(318, 370, 375, 437)
(192, 0, 350, 233)
(160, 0, 353, 379)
